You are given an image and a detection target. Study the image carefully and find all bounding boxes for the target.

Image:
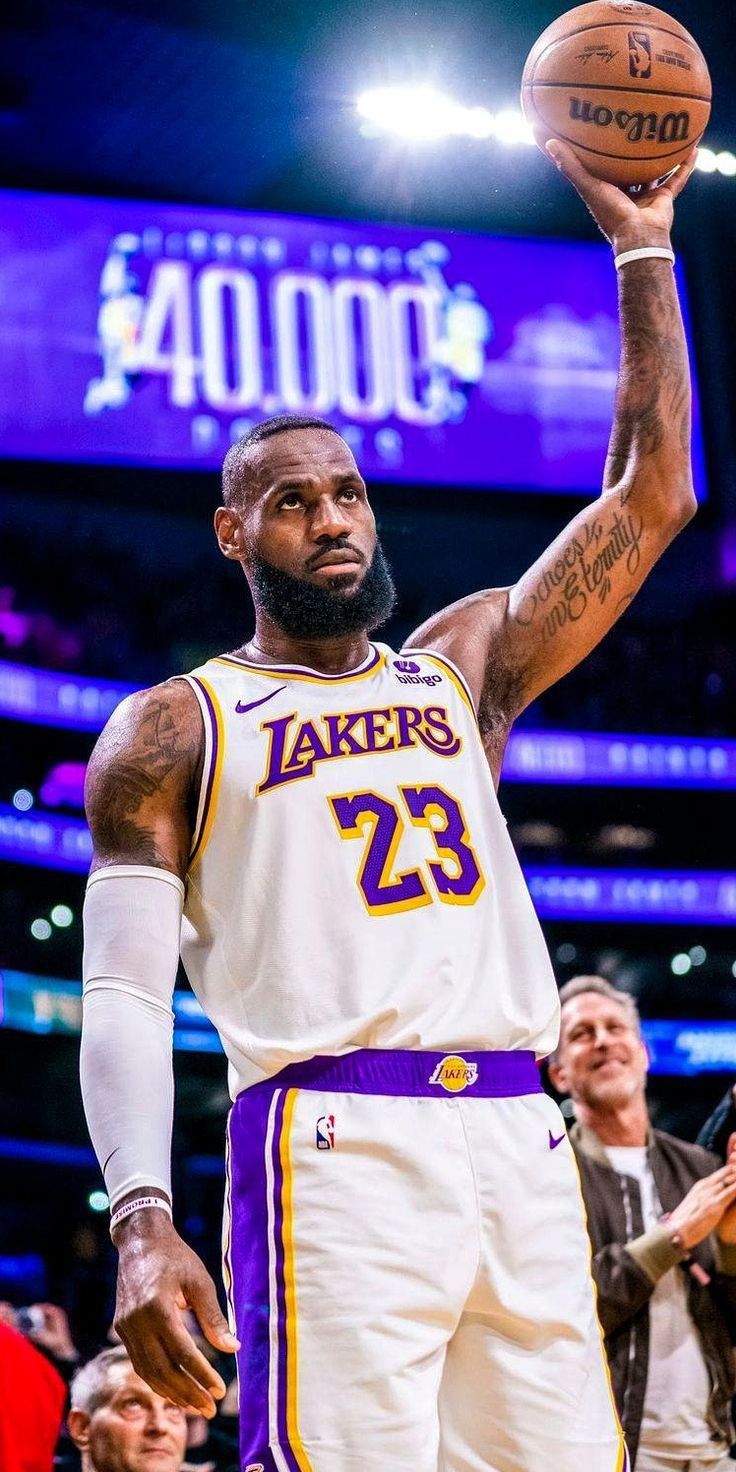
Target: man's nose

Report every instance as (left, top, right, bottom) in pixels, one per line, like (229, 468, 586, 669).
(311, 496, 352, 540)
(145, 1402, 170, 1436)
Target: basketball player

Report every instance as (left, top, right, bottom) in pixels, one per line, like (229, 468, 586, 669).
(81, 143, 706, 1472)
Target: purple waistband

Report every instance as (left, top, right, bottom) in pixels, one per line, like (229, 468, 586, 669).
(243, 1049, 542, 1099)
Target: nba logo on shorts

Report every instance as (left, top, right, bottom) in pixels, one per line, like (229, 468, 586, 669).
(316, 1114, 335, 1149)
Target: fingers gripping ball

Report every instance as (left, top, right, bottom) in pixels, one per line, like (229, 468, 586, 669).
(521, 1, 711, 186)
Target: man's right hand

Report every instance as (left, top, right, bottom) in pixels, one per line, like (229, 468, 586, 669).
(664, 1165, 736, 1252)
(112, 1209, 239, 1418)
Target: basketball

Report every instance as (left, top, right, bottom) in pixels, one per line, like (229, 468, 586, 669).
(521, 1, 711, 186)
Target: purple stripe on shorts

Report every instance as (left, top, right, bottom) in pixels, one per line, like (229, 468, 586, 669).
(247, 1048, 542, 1099)
(227, 1085, 280, 1472)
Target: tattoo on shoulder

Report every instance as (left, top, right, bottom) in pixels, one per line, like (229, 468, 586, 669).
(86, 688, 200, 868)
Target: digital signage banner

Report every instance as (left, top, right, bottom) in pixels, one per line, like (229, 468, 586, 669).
(0, 189, 707, 494)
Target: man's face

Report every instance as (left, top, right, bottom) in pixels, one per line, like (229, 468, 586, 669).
(76, 1364, 187, 1472)
(550, 993, 648, 1111)
(240, 428, 377, 588)
(217, 427, 398, 639)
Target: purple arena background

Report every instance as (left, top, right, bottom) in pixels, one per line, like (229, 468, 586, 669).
(0, 188, 707, 496)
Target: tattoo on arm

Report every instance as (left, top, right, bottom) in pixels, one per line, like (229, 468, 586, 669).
(604, 258, 691, 501)
(86, 692, 200, 873)
(513, 506, 645, 645)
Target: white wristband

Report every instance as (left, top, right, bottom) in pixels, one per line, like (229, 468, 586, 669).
(110, 1195, 173, 1237)
(614, 246, 675, 271)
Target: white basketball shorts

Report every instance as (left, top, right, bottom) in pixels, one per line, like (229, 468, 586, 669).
(223, 1049, 628, 1472)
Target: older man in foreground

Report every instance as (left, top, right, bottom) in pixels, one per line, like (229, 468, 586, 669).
(549, 975, 736, 1472)
(68, 1346, 188, 1472)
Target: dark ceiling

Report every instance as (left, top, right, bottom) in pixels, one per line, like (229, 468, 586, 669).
(2, 0, 733, 235)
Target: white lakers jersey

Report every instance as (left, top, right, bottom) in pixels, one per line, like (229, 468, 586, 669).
(178, 642, 560, 1094)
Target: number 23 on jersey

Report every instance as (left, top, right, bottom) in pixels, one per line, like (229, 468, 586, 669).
(328, 784, 485, 917)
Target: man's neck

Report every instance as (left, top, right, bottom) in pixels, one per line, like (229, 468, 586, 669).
(576, 1095, 650, 1147)
(236, 619, 371, 675)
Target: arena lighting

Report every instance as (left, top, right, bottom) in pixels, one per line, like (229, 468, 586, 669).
(689, 944, 707, 966)
(357, 93, 735, 176)
(12, 789, 33, 811)
(356, 88, 534, 145)
(30, 918, 52, 942)
(555, 942, 577, 964)
(671, 953, 692, 975)
(88, 1189, 109, 1213)
(50, 904, 73, 928)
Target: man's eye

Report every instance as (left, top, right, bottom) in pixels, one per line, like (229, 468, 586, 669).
(278, 495, 302, 510)
(339, 487, 358, 501)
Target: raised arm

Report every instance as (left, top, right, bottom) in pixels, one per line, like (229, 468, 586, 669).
(81, 680, 237, 1415)
(408, 145, 698, 778)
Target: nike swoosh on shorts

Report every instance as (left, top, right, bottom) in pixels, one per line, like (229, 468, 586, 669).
(235, 685, 287, 715)
(548, 1129, 566, 1150)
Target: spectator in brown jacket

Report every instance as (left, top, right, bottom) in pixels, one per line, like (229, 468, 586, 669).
(548, 975, 736, 1472)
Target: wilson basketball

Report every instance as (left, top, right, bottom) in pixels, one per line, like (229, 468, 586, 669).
(521, 1, 711, 186)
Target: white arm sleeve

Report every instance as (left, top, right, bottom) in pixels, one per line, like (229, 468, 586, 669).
(80, 865, 185, 1210)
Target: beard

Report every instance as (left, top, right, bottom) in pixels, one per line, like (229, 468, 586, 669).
(248, 541, 397, 639)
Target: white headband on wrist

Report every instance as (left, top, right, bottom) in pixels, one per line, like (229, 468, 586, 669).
(614, 245, 676, 271)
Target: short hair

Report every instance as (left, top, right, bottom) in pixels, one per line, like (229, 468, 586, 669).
(548, 974, 642, 1066)
(222, 414, 344, 509)
(70, 1345, 131, 1416)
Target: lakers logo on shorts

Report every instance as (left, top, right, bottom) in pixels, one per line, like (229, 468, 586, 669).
(428, 1055, 479, 1093)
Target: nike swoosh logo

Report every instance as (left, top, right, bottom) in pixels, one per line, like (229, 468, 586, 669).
(549, 1129, 566, 1151)
(235, 685, 287, 715)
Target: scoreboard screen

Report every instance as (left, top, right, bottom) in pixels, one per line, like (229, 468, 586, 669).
(0, 188, 707, 496)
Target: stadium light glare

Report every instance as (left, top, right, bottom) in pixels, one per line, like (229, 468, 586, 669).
(492, 109, 535, 147)
(716, 150, 736, 176)
(12, 789, 34, 812)
(695, 147, 718, 173)
(50, 904, 74, 929)
(671, 952, 692, 976)
(30, 918, 52, 941)
(88, 1190, 109, 1213)
(356, 88, 535, 146)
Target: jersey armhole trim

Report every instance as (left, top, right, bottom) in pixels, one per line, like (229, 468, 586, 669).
(404, 647, 478, 721)
(176, 674, 224, 866)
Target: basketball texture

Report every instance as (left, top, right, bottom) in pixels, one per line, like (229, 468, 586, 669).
(521, 1, 711, 185)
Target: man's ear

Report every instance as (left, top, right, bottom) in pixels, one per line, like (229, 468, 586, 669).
(67, 1409, 91, 1451)
(213, 505, 247, 562)
(547, 1060, 568, 1095)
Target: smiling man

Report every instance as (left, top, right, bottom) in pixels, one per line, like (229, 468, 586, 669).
(82, 145, 705, 1472)
(549, 976, 736, 1472)
(68, 1347, 187, 1472)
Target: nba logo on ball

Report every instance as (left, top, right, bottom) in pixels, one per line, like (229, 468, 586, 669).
(316, 1114, 335, 1149)
(429, 1056, 479, 1093)
(628, 31, 652, 78)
